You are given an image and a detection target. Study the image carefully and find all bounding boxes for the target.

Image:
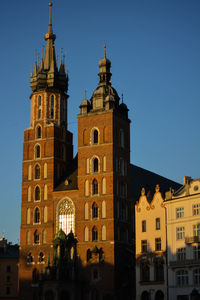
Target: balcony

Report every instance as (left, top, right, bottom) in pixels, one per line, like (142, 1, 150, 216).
(169, 259, 200, 268)
(185, 236, 200, 244)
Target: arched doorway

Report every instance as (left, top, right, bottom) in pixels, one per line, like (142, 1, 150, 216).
(141, 291, 149, 300)
(44, 290, 54, 300)
(155, 290, 164, 300)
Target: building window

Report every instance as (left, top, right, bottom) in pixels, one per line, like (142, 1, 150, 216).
(193, 246, 200, 260)
(92, 226, 98, 242)
(37, 95, 42, 120)
(193, 204, 200, 216)
(35, 164, 40, 179)
(44, 206, 48, 223)
(140, 261, 150, 282)
(85, 180, 89, 196)
(28, 165, 32, 180)
(36, 125, 41, 139)
(84, 202, 89, 219)
(176, 227, 185, 240)
(57, 198, 75, 235)
(177, 248, 186, 261)
(176, 270, 188, 286)
(26, 231, 31, 245)
(119, 129, 124, 148)
(50, 95, 54, 119)
(34, 207, 40, 224)
(44, 184, 48, 200)
(27, 208, 31, 224)
(102, 177, 106, 194)
(6, 265, 11, 273)
(35, 145, 41, 159)
(6, 287, 10, 295)
(142, 220, 146, 232)
(39, 252, 44, 263)
(44, 163, 47, 179)
(35, 186, 40, 201)
(27, 253, 33, 263)
(102, 200, 106, 218)
(92, 129, 99, 144)
(86, 158, 90, 174)
(176, 207, 184, 218)
(92, 179, 98, 195)
(194, 224, 200, 237)
(103, 156, 106, 172)
(156, 218, 160, 230)
(154, 259, 164, 281)
(141, 240, 147, 253)
(34, 230, 39, 244)
(84, 227, 89, 242)
(28, 186, 31, 202)
(92, 157, 99, 172)
(43, 229, 47, 244)
(92, 203, 98, 219)
(102, 225, 106, 241)
(155, 238, 161, 251)
(193, 268, 200, 285)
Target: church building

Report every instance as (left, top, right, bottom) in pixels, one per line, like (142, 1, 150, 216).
(19, 3, 134, 300)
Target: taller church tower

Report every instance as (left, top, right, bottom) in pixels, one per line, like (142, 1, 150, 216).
(19, 3, 133, 300)
(19, 3, 73, 299)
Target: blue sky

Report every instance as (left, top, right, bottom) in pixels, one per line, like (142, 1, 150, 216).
(0, 0, 200, 243)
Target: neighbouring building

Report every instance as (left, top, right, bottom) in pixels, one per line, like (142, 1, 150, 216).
(0, 238, 19, 300)
(165, 177, 200, 300)
(18, 3, 182, 300)
(135, 185, 167, 300)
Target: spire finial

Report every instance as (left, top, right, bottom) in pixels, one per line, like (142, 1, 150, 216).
(121, 90, 124, 103)
(49, 2, 52, 25)
(84, 90, 87, 99)
(60, 48, 63, 64)
(104, 45, 106, 58)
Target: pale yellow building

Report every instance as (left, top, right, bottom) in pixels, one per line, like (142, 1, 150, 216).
(135, 185, 166, 300)
(165, 177, 200, 300)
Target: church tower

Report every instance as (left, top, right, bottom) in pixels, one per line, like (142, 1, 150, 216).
(77, 47, 133, 299)
(19, 3, 73, 299)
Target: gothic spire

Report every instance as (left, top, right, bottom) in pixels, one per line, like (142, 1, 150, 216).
(44, 2, 57, 71)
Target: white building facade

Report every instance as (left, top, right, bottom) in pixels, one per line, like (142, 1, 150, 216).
(165, 177, 200, 300)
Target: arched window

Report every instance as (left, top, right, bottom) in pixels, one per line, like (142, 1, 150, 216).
(103, 156, 106, 172)
(140, 261, 150, 282)
(27, 208, 31, 224)
(155, 291, 164, 300)
(92, 226, 98, 242)
(36, 125, 41, 139)
(44, 184, 48, 200)
(35, 164, 40, 179)
(43, 229, 47, 244)
(44, 206, 48, 223)
(57, 198, 75, 234)
(39, 252, 44, 263)
(50, 95, 54, 119)
(102, 225, 106, 241)
(28, 186, 31, 202)
(84, 202, 89, 219)
(92, 179, 98, 195)
(44, 163, 47, 179)
(92, 203, 98, 219)
(102, 201, 106, 218)
(154, 259, 164, 281)
(102, 177, 106, 194)
(27, 252, 33, 264)
(34, 230, 39, 244)
(92, 129, 99, 144)
(84, 227, 89, 241)
(34, 207, 40, 224)
(37, 96, 42, 120)
(35, 186, 40, 201)
(35, 145, 40, 159)
(93, 157, 99, 172)
(141, 291, 149, 300)
(87, 249, 91, 262)
(85, 180, 89, 196)
(26, 231, 30, 245)
(28, 165, 32, 180)
(119, 129, 124, 148)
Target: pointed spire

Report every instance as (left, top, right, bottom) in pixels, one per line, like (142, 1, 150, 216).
(48, 2, 53, 34)
(104, 44, 106, 58)
(84, 89, 87, 100)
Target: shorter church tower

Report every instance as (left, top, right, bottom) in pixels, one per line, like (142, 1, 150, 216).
(19, 3, 73, 299)
(77, 46, 133, 300)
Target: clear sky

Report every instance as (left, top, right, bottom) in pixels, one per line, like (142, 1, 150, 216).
(0, 0, 200, 243)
